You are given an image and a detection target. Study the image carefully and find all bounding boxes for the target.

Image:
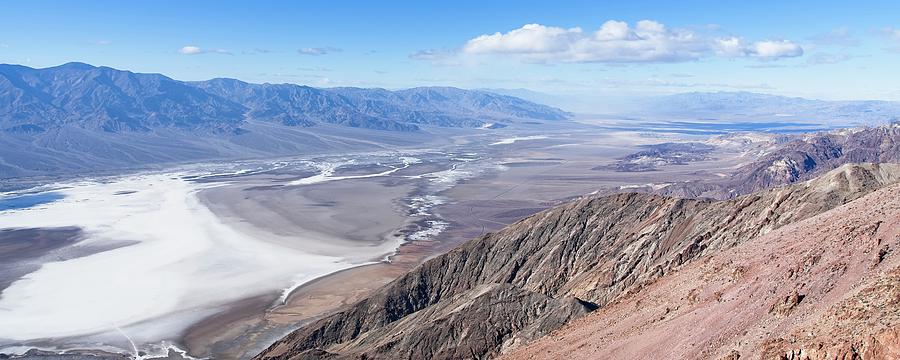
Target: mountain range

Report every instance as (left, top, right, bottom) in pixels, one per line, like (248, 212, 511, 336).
(0, 63, 569, 178)
(634, 91, 900, 126)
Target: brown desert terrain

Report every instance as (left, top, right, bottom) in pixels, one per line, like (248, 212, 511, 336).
(505, 170, 900, 360)
(256, 163, 900, 359)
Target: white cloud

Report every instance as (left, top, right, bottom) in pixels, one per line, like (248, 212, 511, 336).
(714, 37, 745, 57)
(93, 40, 112, 46)
(178, 45, 231, 55)
(179, 46, 203, 55)
(297, 47, 342, 55)
(464, 23, 583, 54)
(749, 40, 804, 58)
(715, 37, 803, 59)
(457, 20, 803, 63)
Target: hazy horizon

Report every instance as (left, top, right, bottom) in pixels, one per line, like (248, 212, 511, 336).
(8, 60, 898, 115)
(4, 0, 900, 106)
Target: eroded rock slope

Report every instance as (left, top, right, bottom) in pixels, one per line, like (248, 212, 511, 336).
(659, 124, 900, 199)
(504, 168, 900, 360)
(257, 163, 900, 360)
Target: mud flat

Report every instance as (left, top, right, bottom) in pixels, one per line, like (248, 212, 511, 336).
(0, 227, 83, 292)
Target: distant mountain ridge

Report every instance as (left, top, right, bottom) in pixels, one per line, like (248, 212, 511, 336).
(1, 62, 569, 134)
(0, 62, 569, 178)
(0, 62, 247, 133)
(638, 91, 900, 125)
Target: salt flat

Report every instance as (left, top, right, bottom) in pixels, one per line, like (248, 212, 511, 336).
(0, 172, 378, 353)
(0, 126, 760, 358)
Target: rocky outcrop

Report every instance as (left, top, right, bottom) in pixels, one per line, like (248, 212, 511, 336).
(760, 268, 900, 360)
(658, 124, 900, 199)
(319, 283, 596, 359)
(256, 163, 900, 360)
(502, 173, 900, 360)
(594, 142, 716, 172)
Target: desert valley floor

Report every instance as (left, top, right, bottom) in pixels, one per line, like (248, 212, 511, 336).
(0, 119, 781, 359)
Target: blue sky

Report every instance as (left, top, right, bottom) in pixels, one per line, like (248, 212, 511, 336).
(2, 0, 900, 107)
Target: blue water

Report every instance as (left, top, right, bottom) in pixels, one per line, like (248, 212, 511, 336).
(0, 192, 64, 211)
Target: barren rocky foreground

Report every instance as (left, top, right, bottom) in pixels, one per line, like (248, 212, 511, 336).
(256, 163, 900, 360)
(504, 169, 900, 360)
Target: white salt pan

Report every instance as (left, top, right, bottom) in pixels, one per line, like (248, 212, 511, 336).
(0, 172, 368, 346)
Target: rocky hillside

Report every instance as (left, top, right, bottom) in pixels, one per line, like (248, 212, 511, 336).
(659, 124, 900, 199)
(0, 62, 246, 133)
(192, 79, 414, 131)
(0, 62, 569, 178)
(504, 169, 900, 359)
(191, 80, 568, 131)
(0, 62, 568, 134)
(256, 163, 900, 360)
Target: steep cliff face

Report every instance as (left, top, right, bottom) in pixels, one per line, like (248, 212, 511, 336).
(256, 163, 900, 360)
(503, 173, 900, 360)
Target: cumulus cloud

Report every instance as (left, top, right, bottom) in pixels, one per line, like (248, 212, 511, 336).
(178, 45, 232, 55)
(297, 47, 342, 55)
(463, 23, 583, 54)
(716, 38, 804, 59)
(179, 46, 203, 55)
(752, 40, 804, 58)
(455, 20, 803, 63)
